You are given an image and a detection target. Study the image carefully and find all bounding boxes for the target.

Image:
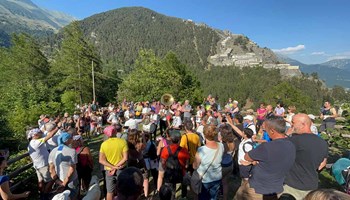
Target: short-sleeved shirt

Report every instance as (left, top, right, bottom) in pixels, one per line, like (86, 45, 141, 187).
(172, 116, 182, 128)
(48, 145, 78, 182)
(100, 138, 128, 170)
(197, 143, 224, 183)
(184, 105, 192, 118)
(124, 118, 142, 130)
(274, 107, 285, 116)
(238, 138, 253, 165)
(180, 133, 201, 164)
(257, 108, 267, 120)
(0, 175, 9, 185)
(28, 138, 49, 169)
(248, 138, 296, 195)
(285, 133, 328, 190)
(160, 144, 190, 175)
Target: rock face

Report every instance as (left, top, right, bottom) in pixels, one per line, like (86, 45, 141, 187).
(208, 31, 302, 77)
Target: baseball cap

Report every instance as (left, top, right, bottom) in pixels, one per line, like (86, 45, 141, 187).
(103, 125, 116, 137)
(243, 115, 254, 121)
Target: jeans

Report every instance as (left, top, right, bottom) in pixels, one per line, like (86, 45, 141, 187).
(199, 179, 221, 200)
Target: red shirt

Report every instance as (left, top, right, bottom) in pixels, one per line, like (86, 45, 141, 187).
(161, 144, 190, 174)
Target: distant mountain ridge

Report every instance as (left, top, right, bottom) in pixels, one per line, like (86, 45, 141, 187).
(0, 0, 75, 46)
(278, 55, 350, 88)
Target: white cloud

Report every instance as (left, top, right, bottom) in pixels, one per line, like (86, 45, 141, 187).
(272, 45, 305, 55)
(327, 51, 350, 61)
(311, 51, 326, 55)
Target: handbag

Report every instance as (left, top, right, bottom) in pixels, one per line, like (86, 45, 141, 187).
(190, 144, 220, 194)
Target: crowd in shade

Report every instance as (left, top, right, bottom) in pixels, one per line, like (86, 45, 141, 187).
(1, 94, 348, 200)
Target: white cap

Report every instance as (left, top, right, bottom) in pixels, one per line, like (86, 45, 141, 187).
(233, 100, 238, 104)
(308, 114, 316, 120)
(243, 115, 254, 121)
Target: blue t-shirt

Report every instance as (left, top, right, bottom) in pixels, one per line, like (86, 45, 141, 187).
(248, 138, 296, 195)
(262, 131, 271, 142)
(0, 175, 9, 185)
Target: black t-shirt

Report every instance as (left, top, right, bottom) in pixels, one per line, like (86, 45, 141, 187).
(284, 133, 328, 190)
(248, 138, 296, 195)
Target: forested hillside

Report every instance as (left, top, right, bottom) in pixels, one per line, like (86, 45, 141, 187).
(79, 7, 220, 72)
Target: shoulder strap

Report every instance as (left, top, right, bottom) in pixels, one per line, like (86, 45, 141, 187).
(243, 141, 254, 153)
(167, 145, 172, 156)
(185, 134, 190, 152)
(201, 143, 220, 178)
(78, 146, 85, 154)
(174, 146, 181, 157)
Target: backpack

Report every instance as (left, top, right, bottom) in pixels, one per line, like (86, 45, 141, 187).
(243, 141, 257, 153)
(144, 141, 158, 160)
(164, 146, 183, 184)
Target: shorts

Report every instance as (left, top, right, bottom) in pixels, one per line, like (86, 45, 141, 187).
(105, 169, 124, 193)
(36, 165, 52, 183)
(239, 165, 252, 179)
(158, 161, 164, 172)
(144, 158, 159, 170)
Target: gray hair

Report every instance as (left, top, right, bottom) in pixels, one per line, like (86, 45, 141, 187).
(44, 122, 56, 132)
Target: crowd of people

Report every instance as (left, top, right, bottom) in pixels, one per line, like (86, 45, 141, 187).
(0, 94, 347, 200)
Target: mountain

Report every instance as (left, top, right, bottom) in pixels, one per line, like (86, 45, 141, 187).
(320, 59, 350, 70)
(0, 0, 75, 46)
(278, 55, 350, 88)
(78, 7, 280, 73)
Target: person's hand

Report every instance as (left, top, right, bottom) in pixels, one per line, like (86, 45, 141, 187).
(109, 168, 117, 176)
(22, 191, 30, 198)
(239, 160, 252, 166)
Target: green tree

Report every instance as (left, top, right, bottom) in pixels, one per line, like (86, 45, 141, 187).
(117, 50, 202, 102)
(51, 21, 102, 105)
(331, 85, 350, 103)
(263, 82, 313, 113)
(0, 34, 59, 140)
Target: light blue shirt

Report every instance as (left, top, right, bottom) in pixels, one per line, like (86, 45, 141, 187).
(197, 142, 224, 183)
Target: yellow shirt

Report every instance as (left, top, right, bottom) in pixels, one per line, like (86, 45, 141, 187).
(100, 138, 128, 170)
(180, 132, 201, 164)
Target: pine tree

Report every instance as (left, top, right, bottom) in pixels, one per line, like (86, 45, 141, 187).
(51, 21, 101, 105)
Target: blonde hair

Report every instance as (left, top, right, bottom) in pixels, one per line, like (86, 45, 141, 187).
(203, 125, 217, 141)
(304, 189, 350, 200)
(288, 105, 296, 113)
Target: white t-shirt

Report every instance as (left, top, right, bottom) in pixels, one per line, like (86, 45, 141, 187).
(124, 118, 142, 130)
(246, 123, 257, 135)
(28, 138, 50, 169)
(238, 138, 253, 165)
(124, 110, 130, 120)
(196, 110, 203, 123)
(142, 107, 151, 115)
(108, 113, 119, 124)
(150, 114, 159, 124)
(285, 113, 295, 127)
(48, 146, 78, 182)
(172, 116, 182, 128)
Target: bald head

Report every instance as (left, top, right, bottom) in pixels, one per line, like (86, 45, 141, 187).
(292, 113, 312, 134)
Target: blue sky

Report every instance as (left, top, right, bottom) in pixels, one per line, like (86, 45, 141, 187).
(32, 0, 350, 64)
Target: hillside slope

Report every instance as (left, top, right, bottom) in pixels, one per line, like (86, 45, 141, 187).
(79, 7, 280, 72)
(0, 0, 75, 46)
